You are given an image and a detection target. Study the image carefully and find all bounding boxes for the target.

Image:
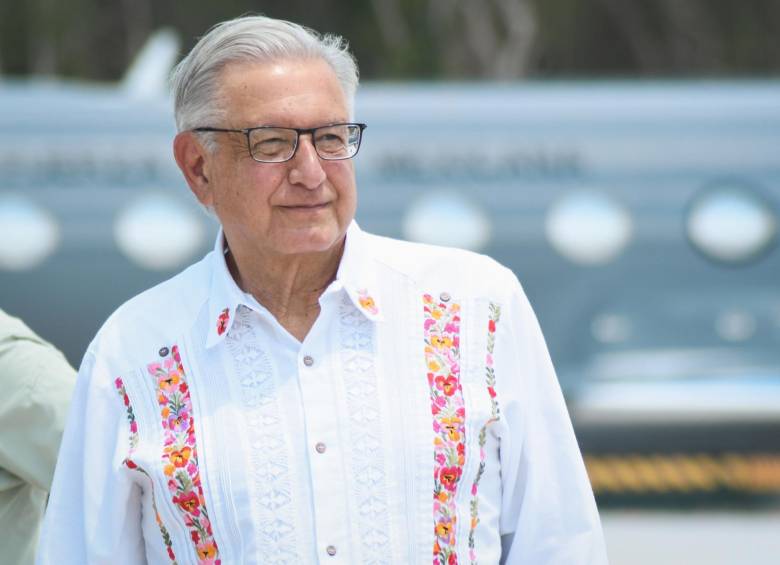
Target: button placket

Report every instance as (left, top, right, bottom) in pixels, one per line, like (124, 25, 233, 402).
(297, 315, 350, 563)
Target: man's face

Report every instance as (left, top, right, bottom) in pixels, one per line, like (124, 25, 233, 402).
(201, 58, 357, 259)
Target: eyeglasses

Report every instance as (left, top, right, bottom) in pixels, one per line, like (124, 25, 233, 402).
(192, 122, 367, 163)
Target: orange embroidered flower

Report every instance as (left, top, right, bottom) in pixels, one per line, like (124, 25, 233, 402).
(435, 519, 453, 539)
(431, 335, 453, 350)
(197, 541, 218, 559)
(158, 371, 180, 393)
(169, 446, 192, 467)
(442, 422, 460, 442)
(357, 289, 379, 315)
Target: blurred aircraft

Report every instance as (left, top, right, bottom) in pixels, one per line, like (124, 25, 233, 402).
(1, 33, 779, 501)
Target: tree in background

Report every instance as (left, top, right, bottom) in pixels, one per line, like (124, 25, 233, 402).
(0, 0, 778, 80)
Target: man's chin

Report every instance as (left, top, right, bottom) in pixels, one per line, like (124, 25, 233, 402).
(272, 226, 346, 256)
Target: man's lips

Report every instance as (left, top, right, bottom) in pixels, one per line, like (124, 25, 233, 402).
(279, 202, 329, 209)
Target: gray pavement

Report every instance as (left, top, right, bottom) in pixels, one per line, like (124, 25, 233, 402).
(602, 510, 780, 565)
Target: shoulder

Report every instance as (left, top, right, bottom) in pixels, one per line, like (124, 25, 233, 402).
(0, 308, 75, 388)
(87, 253, 213, 371)
(362, 231, 519, 301)
(0, 308, 46, 344)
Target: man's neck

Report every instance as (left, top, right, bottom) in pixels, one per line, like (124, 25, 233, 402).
(226, 237, 345, 343)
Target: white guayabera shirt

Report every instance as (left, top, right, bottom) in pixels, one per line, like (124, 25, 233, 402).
(38, 222, 607, 565)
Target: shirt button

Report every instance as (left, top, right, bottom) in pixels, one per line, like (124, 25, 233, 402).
(439, 291, 451, 302)
(315, 442, 327, 454)
(326, 545, 337, 556)
(303, 355, 314, 367)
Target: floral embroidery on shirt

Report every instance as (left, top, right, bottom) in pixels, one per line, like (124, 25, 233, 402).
(424, 293, 464, 565)
(114, 377, 177, 563)
(467, 303, 502, 564)
(148, 345, 221, 564)
(216, 308, 230, 336)
(357, 289, 379, 316)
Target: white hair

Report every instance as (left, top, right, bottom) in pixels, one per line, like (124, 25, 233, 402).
(171, 15, 359, 149)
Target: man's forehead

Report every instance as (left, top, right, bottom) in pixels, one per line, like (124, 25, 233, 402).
(215, 58, 349, 126)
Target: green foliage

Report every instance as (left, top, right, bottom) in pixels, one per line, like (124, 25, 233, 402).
(1, 0, 778, 80)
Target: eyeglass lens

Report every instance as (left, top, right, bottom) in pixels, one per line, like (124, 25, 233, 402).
(248, 124, 361, 162)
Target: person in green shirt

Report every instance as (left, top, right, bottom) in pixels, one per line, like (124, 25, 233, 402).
(0, 309, 75, 565)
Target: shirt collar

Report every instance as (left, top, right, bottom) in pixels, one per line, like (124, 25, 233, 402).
(335, 221, 384, 323)
(205, 221, 383, 348)
(205, 229, 250, 349)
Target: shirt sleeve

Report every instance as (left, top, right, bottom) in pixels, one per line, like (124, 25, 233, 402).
(496, 273, 608, 565)
(36, 349, 146, 565)
(0, 318, 77, 491)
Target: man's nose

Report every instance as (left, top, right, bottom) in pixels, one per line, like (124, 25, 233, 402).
(288, 134, 326, 188)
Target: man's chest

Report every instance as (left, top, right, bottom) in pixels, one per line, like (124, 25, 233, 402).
(120, 292, 505, 564)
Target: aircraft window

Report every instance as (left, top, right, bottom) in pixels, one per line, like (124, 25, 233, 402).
(114, 193, 206, 270)
(545, 189, 633, 265)
(686, 184, 776, 264)
(402, 189, 491, 251)
(591, 313, 633, 345)
(0, 194, 60, 271)
(715, 308, 758, 343)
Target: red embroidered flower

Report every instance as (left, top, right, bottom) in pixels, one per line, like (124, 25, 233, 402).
(434, 375, 458, 396)
(173, 491, 201, 515)
(216, 308, 230, 336)
(440, 466, 462, 491)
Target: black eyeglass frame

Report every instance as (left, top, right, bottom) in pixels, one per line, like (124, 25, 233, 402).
(192, 122, 367, 163)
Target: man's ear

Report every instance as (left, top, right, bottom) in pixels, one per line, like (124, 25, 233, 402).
(173, 132, 214, 208)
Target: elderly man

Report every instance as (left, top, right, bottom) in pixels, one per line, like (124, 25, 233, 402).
(38, 15, 606, 564)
